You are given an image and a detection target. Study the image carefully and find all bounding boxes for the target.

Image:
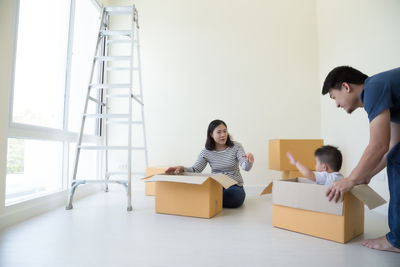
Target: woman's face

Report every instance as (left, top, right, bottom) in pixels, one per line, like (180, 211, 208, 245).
(211, 123, 228, 146)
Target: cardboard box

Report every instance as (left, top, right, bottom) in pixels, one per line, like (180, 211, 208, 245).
(269, 139, 324, 171)
(144, 173, 237, 218)
(261, 178, 386, 243)
(145, 167, 168, 196)
(281, 170, 303, 179)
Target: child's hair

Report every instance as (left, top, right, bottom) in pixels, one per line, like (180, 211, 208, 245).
(314, 145, 342, 171)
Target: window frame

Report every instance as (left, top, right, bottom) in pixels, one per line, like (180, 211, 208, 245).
(6, 0, 102, 206)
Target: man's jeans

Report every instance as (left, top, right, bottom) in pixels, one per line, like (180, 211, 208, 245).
(386, 142, 400, 248)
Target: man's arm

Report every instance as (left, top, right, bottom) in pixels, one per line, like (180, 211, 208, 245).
(326, 109, 391, 202)
(363, 122, 400, 183)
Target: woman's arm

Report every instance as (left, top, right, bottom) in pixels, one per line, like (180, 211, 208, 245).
(236, 143, 254, 171)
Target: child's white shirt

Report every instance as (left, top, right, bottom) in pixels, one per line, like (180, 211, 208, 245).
(313, 171, 344, 185)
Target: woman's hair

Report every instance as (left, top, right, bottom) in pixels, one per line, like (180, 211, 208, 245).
(205, 119, 234, 150)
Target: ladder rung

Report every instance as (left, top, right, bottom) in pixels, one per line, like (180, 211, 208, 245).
(95, 56, 130, 61)
(106, 67, 132, 71)
(104, 6, 133, 15)
(106, 120, 144, 125)
(107, 39, 135, 45)
(73, 179, 128, 184)
(90, 84, 131, 89)
(100, 30, 131, 37)
(88, 96, 106, 106)
(78, 146, 146, 150)
(107, 171, 146, 176)
(106, 93, 139, 98)
(103, 93, 143, 104)
(83, 114, 129, 119)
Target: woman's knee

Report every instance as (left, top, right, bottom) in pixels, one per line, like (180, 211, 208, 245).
(223, 186, 246, 208)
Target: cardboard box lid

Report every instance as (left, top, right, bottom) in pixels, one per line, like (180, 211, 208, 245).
(260, 178, 386, 215)
(144, 172, 237, 189)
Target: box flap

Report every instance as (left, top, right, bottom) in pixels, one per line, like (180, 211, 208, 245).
(260, 182, 273, 195)
(350, 184, 387, 210)
(273, 179, 344, 215)
(260, 178, 299, 196)
(144, 174, 209, 185)
(144, 172, 237, 189)
(209, 173, 238, 189)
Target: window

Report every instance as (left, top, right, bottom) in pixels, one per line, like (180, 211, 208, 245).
(6, 0, 101, 205)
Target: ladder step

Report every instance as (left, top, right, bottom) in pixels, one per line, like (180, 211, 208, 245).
(104, 6, 133, 15)
(72, 179, 128, 184)
(106, 120, 144, 125)
(88, 96, 106, 106)
(83, 114, 129, 119)
(90, 83, 131, 89)
(105, 93, 144, 105)
(100, 30, 131, 37)
(107, 39, 136, 45)
(78, 146, 142, 151)
(106, 67, 133, 71)
(107, 171, 146, 176)
(95, 56, 130, 61)
(106, 93, 140, 98)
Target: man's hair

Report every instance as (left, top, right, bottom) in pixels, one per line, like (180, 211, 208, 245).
(205, 119, 234, 150)
(322, 66, 368, 95)
(314, 145, 342, 172)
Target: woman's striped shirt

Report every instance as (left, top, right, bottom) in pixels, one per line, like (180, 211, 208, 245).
(183, 141, 252, 186)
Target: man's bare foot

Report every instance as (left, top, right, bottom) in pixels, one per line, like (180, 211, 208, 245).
(362, 236, 400, 253)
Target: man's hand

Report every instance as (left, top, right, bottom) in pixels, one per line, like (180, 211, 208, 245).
(286, 152, 297, 165)
(326, 178, 356, 202)
(165, 166, 184, 175)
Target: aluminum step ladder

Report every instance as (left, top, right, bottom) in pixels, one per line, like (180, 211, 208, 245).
(66, 5, 147, 211)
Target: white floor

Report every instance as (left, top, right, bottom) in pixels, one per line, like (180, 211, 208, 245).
(0, 186, 399, 267)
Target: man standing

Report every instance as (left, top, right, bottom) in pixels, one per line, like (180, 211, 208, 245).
(322, 66, 400, 253)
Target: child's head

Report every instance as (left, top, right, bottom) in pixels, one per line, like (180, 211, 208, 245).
(314, 145, 342, 172)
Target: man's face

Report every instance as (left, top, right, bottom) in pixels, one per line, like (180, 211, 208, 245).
(328, 84, 359, 114)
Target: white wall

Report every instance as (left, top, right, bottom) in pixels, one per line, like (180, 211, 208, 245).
(316, 0, 400, 214)
(107, 0, 321, 186)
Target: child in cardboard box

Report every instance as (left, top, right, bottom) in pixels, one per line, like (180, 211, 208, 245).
(286, 145, 343, 185)
(166, 119, 254, 208)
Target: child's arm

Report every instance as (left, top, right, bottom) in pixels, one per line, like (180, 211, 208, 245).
(286, 152, 316, 182)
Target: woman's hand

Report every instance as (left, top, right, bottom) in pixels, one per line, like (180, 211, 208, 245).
(165, 166, 184, 175)
(242, 153, 254, 163)
(326, 178, 356, 202)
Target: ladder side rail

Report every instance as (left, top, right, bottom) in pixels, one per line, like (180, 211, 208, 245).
(103, 12, 110, 191)
(134, 16, 149, 168)
(71, 7, 107, 182)
(126, 5, 136, 211)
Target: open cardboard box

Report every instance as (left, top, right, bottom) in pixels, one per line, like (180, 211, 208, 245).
(261, 178, 386, 243)
(145, 167, 168, 196)
(144, 173, 237, 218)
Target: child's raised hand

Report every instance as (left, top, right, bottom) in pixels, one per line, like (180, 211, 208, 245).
(286, 152, 297, 165)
